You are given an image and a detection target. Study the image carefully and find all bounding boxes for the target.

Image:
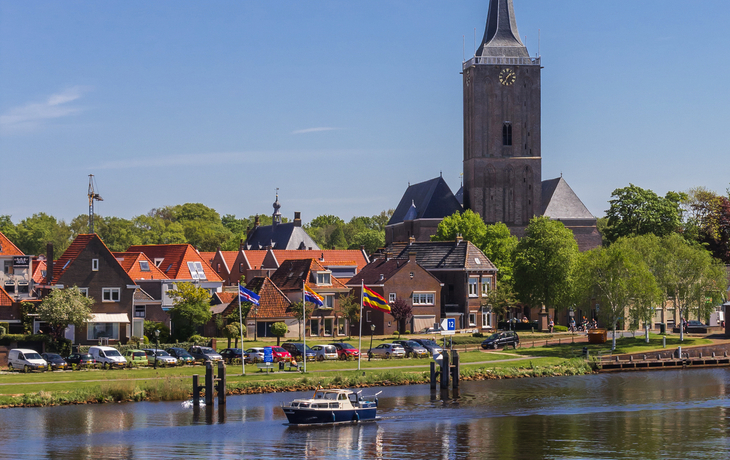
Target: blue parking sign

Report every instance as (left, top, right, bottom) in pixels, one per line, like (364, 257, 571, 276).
(263, 346, 273, 363)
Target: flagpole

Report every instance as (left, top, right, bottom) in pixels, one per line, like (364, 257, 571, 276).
(302, 280, 307, 374)
(238, 282, 245, 376)
(358, 280, 363, 371)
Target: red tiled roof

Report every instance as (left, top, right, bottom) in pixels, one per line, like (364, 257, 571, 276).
(221, 252, 238, 270)
(243, 251, 267, 270)
(0, 231, 23, 256)
(32, 259, 47, 284)
(199, 252, 216, 265)
(216, 291, 237, 304)
(269, 258, 349, 292)
(270, 249, 368, 271)
(246, 277, 294, 318)
(51, 234, 97, 284)
(0, 287, 13, 306)
(126, 244, 223, 282)
(112, 252, 170, 280)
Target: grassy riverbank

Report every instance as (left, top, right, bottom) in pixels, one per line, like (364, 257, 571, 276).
(0, 334, 716, 408)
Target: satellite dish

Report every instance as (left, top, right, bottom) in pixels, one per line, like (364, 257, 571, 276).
(432, 351, 443, 367)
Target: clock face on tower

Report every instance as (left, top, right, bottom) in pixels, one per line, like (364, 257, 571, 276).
(499, 68, 516, 86)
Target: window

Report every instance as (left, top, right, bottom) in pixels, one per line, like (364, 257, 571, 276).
(216, 263, 221, 273)
(4, 282, 15, 294)
(78, 288, 89, 297)
(102, 288, 121, 302)
(469, 313, 476, 327)
(154, 258, 164, 267)
(389, 293, 396, 303)
(134, 305, 145, 318)
(322, 294, 334, 309)
(412, 292, 435, 305)
(316, 272, 331, 285)
(139, 261, 150, 272)
(92, 259, 99, 271)
(309, 318, 320, 336)
(482, 311, 492, 328)
(187, 261, 206, 280)
(87, 323, 119, 340)
(366, 310, 371, 323)
(502, 123, 512, 146)
(482, 278, 491, 297)
(239, 262, 244, 273)
(468, 277, 479, 297)
(337, 318, 346, 335)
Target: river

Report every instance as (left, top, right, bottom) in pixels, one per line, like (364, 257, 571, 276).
(1, 368, 729, 459)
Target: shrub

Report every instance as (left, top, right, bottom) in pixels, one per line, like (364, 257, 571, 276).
(472, 332, 484, 338)
(554, 325, 568, 332)
(0, 326, 5, 338)
(188, 334, 204, 344)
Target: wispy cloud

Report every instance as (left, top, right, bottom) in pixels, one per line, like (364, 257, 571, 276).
(290, 127, 340, 135)
(0, 86, 91, 134)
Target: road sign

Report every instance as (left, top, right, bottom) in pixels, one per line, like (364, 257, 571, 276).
(440, 318, 456, 335)
(263, 346, 273, 363)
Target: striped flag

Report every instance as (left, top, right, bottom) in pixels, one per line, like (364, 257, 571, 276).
(239, 285, 260, 306)
(304, 285, 324, 307)
(363, 286, 391, 313)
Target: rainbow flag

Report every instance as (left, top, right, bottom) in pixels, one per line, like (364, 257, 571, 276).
(363, 286, 391, 313)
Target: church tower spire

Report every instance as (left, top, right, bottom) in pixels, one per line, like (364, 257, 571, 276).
(462, 0, 541, 234)
(477, 0, 528, 58)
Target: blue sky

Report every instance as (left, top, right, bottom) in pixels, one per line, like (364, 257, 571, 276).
(2, 1, 729, 224)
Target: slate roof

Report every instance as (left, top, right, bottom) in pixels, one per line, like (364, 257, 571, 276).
(133, 288, 156, 302)
(347, 257, 442, 287)
(113, 252, 170, 280)
(126, 244, 223, 282)
(388, 177, 462, 226)
(268, 259, 349, 292)
(51, 234, 97, 284)
(476, 0, 530, 58)
(0, 231, 23, 256)
(244, 222, 319, 251)
(380, 240, 497, 272)
(541, 177, 596, 220)
(267, 249, 369, 273)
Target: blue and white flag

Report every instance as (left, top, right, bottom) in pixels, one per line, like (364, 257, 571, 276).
(239, 285, 260, 306)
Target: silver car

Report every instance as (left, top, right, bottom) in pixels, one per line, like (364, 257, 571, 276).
(311, 344, 338, 361)
(367, 343, 406, 359)
(244, 347, 265, 364)
(143, 349, 178, 366)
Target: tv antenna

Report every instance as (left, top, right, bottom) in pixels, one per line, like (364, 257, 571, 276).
(88, 174, 103, 234)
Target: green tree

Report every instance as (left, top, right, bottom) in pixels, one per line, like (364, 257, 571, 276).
(483, 283, 518, 321)
(603, 184, 685, 244)
(431, 209, 486, 244)
(338, 293, 360, 338)
(224, 322, 241, 348)
(271, 322, 288, 346)
(15, 213, 72, 256)
(290, 301, 315, 339)
(168, 282, 212, 341)
(143, 320, 170, 344)
(327, 226, 348, 249)
(348, 229, 384, 255)
(574, 243, 662, 350)
(513, 216, 579, 313)
(37, 286, 94, 342)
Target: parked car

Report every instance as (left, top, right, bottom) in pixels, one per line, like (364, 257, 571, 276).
(244, 347, 265, 364)
(41, 353, 69, 370)
(143, 349, 178, 366)
(330, 342, 360, 360)
(392, 340, 430, 358)
(123, 349, 149, 367)
(166, 347, 195, 365)
(66, 353, 96, 368)
(281, 343, 316, 361)
(410, 338, 443, 356)
(270, 346, 292, 363)
(481, 331, 519, 350)
(311, 344, 338, 361)
(367, 343, 406, 359)
(188, 346, 223, 362)
(88, 346, 127, 369)
(220, 348, 244, 363)
(8, 348, 47, 372)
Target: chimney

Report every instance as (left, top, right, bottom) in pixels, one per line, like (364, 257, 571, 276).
(408, 236, 415, 245)
(320, 252, 325, 262)
(385, 251, 392, 261)
(294, 211, 302, 227)
(378, 274, 384, 283)
(455, 235, 463, 245)
(254, 215, 260, 228)
(240, 238, 245, 251)
(408, 251, 417, 264)
(46, 242, 54, 285)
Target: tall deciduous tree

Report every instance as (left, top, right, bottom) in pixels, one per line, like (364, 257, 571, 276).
(271, 322, 288, 346)
(168, 282, 212, 341)
(390, 298, 413, 334)
(603, 184, 684, 244)
(513, 216, 579, 313)
(574, 244, 662, 350)
(338, 293, 361, 338)
(290, 301, 315, 339)
(37, 286, 93, 342)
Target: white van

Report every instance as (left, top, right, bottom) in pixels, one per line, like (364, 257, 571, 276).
(8, 348, 47, 372)
(88, 346, 127, 369)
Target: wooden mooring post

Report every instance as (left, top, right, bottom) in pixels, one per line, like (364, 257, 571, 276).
(193, 360, 227, 406)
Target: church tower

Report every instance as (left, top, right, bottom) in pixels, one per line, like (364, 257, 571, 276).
(463, 0, 541, 232)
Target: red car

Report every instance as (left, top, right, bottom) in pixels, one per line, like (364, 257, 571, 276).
(330, 342, 360, 360)
(270, 346, 292, 362)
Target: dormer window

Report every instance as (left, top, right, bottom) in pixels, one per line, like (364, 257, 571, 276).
(139, 261, 150, 272)
(316, 272, 331, 286)
(154, 258, 164, 267)
(92, 259, 99, 271)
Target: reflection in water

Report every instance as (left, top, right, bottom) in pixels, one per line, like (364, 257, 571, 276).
(1, 369, 730, 459)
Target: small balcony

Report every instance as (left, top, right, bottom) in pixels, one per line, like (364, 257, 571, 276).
(463, 55, 541, 70)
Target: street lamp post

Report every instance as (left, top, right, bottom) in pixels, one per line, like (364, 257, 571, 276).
(368, 324, 375, 361)
(154, 329, 160, 369)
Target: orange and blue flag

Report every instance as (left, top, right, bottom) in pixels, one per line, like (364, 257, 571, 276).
(363, 286, 391, 313)
(304, 285, 324, 307)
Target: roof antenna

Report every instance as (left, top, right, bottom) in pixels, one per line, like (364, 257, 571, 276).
(88, 174, 103, 234)
(462, 35, 465, 61)
(538, 29, 541, 58)
(440, 171, 442, 178)
(474, 27, 476, 54)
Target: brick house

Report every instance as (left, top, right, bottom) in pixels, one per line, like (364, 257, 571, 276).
(347, 252, 443, 336)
